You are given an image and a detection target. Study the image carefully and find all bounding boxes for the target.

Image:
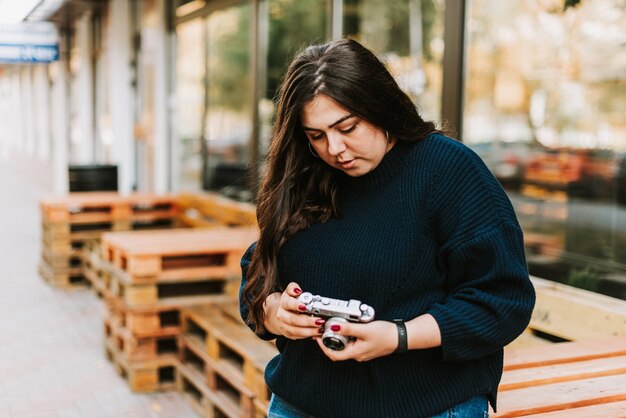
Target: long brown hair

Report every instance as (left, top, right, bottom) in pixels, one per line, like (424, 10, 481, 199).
(243, 38, 438, 335)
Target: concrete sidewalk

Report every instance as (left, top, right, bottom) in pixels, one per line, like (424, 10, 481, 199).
(0, 156, 196, 418)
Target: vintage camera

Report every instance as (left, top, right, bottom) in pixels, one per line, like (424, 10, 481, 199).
(297, 292, 375, 351)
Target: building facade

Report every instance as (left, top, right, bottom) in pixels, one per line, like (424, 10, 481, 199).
(1, 0, 625, 297)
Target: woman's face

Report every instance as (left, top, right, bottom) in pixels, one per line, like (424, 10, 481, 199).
(300, 94, 396, 177)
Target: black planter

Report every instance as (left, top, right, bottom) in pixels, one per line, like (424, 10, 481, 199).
(68, 164, 118, 192)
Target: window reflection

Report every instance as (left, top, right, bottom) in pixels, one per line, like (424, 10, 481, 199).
(205, 4, 252, 201)
(258, 0, 328, 164)
(465, 0, 626, 298)
(343, 0, 444, 122)
(175, 18, 205, 191)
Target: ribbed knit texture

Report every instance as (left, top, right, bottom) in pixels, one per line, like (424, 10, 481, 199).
(240, 134, 535, 418)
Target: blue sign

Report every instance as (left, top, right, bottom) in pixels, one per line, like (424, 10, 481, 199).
(0, 22, 59, 63)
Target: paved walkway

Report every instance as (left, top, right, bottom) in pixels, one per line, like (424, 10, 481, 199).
(0, 155, 196, 418)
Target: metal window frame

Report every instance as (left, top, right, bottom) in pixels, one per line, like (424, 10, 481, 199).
(441, 0, 467, 140)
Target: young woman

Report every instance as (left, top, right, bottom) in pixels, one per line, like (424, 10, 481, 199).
(239, 38, 535, 418)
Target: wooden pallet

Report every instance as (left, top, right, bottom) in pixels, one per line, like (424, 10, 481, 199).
(178, 342, 256, 418)
(104, 265, 232, 307)
(41, 245, 83, 269)
(178, 361, 255, 418)
(81, 239, 107, 298)
(176, 192, 257, 228)
(180, 304, 277, 405)
(104, 338, 179, 393)
(105, 300, 183, 337)
(493, 337, 626, 417)
(100, 227, 257, 283)
(104, 317, 179, 362)
(38, 259, 87, 288)
(42, 220, 131, 241)
(40, 192, 178, 223)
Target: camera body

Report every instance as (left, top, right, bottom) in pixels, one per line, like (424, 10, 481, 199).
(297, 292, 375, 351)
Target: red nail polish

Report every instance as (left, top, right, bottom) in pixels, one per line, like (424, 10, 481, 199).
(298, 305, 307, 311)
(315, 319, 325, 326)
(330, 324, 340, 332)
(294, 288, 302, 295)
(318, 327, 324, 334)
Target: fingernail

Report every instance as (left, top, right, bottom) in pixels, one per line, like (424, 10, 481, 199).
(294, 288, 302, 295)
(298, 305, 307, 311)
(315, 319, 325, 326)
(318, 327, 324, 334)
(330, 324, 340, 332)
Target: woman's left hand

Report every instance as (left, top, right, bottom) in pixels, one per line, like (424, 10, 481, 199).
(314, 320, 398, 362)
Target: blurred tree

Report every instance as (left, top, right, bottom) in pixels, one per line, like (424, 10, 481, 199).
(564, 0, 582, 10)
(208, 6, 251, 111)
(266, 0, 328, 99)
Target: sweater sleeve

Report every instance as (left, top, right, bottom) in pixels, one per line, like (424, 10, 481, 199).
(425, 139, 535, 362)
(239, 242, 279, 341)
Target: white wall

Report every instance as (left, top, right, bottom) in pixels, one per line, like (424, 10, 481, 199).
(50, 56, 69, 194)
(107, 0, 134, 194)
(73, 12, 95, 163)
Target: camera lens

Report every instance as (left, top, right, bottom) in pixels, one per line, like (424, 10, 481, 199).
(323, 336, 345, 351)
(322, 317, 349, 351)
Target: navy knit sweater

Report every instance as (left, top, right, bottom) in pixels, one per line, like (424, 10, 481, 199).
(240, 134, 535, 418)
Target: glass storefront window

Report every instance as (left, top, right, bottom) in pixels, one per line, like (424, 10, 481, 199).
(343, 0, 445, 122)
(258, 0, 329, 165)
(175, 18, 205, 191)
(464, 0, 626, 298)
(204, 3, 253, 201)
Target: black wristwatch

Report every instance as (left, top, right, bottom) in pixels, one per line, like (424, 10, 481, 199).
(393, 319, 408, 354)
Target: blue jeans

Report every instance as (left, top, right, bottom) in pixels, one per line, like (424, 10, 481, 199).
(267, 394, 489, 418)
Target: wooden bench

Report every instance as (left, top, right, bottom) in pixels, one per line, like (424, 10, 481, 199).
(178, 302, 278, 418)
(494, 337, 626, 417)
(39, 193, 179, 288)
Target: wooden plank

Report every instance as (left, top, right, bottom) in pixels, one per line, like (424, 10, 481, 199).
(101, 226, 258, 258)
(505, 328, 553, 351)
(529, 276, 626, 341)
(254, 397, 269, 418)
(500, 355, 626, 390)
(176, 192, 257, 227)
(521, 400, 626, 417)
(493, 374, 626, 417)
(504, 337, 626, 370)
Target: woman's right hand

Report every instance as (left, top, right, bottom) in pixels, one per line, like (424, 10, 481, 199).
(263, 282, 325, 339)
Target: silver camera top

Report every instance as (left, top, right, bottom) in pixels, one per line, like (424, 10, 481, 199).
(297, 292, 375, 323)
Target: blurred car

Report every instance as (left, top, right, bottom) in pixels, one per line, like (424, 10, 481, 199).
(523, 147, 618, 200)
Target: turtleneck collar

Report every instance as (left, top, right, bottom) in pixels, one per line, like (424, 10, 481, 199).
(341, 140, 414, 189)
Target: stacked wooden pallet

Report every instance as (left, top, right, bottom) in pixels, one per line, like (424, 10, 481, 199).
(98, 226, 259, 393)
(39, 193, 178, 288)
(177, 301, 278, 418)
